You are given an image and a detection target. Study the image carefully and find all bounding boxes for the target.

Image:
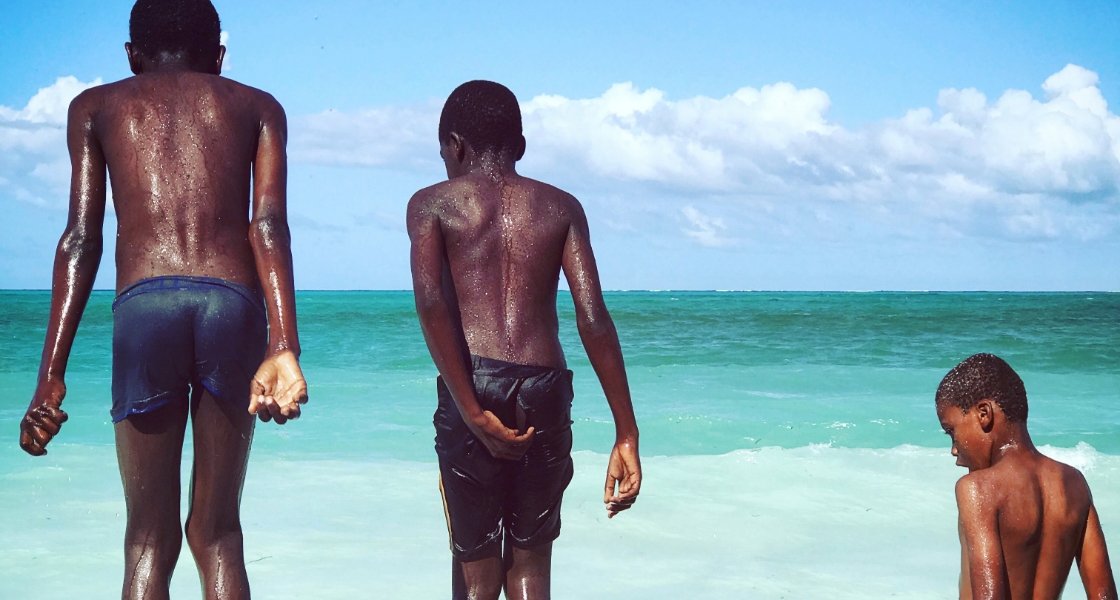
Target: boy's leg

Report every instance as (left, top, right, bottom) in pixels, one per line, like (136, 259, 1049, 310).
(456, 556, 504, 600)
(115, 400, 190, 600)
(503, 429, 571, 600)
(184, 388, 254, 600)
(505, 543, 553, 600)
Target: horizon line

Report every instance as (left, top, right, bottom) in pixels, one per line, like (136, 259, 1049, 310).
(1, 288, 1117, 294)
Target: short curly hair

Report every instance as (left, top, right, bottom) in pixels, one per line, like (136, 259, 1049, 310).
(129, 0, 221, 66)
(936, 353, 1028, 422)
(438, 80, 523, 157)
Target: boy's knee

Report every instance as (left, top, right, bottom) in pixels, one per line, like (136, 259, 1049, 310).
(124, 518, 183, 559)
(465, 580, 502, 600)
(457, 559, 503, 600)
(185, 516, 243, 554)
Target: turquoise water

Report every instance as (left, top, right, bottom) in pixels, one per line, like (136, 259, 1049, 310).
(2, 291, 1118, 598)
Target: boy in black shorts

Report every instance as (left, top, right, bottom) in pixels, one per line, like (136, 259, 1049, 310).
(408, 80, 642, 600)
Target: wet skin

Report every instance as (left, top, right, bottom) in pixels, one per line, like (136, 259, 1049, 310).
(19, 44, 308, 600)
(938, 401, 1117, 600)
(407, 132, 641, 600)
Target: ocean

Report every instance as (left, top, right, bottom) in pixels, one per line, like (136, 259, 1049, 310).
(1, 291, 1117, 599)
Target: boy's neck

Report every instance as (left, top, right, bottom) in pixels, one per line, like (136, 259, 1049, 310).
(137, 52, 208, 75)
(988, 421, 1037, 466)
(463, 151, 518, 180)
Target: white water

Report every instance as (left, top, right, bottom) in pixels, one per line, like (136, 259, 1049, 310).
(3, 444, 1117, 599)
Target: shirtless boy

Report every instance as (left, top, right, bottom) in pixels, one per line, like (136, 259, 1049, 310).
(18, 1, 307, 598)
(936, 353, 1116, 600)
(407, 80, 642, 600)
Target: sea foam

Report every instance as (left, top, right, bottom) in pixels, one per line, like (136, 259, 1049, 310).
(3, 444, 1116, 599)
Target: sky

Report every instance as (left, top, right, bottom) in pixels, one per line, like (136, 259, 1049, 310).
(1, 0, 1118, 290)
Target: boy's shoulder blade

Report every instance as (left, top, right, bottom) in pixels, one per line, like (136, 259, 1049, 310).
(1038, 453, 1091, 498)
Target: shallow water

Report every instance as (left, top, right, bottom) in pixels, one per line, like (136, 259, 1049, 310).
(1, 291, 1117, 598)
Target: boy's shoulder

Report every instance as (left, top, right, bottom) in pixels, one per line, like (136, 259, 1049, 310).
(406, 177, 473, 219)
(955, 452, 1091, 509)
(68, 75, 282, 121)
(408, 175, 582, 216)
(954, 467, 1001, 508)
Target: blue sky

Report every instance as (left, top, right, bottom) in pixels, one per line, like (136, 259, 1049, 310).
(2, 0, 1118, 290)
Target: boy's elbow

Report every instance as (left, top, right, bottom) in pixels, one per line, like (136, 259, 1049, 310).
(249, 214, 291, 250)
(58, 226, 102, 259)
(413, 284, 445, 319)
(575, 306, 615, 338)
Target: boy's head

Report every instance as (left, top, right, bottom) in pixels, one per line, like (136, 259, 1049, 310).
(127, 0, 223, 74)
(438, 80, 525, 171)
(936, 353, 1029, 470)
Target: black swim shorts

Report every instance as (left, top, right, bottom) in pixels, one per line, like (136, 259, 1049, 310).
(434, 355, 575, 562)
(111, 275, 268, 422)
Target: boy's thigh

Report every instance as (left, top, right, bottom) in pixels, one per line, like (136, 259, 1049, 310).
(438, 454, 507, 562)
(506, 429, 574, 550)
(188, 387, 255, 522)
(114, 400, 190, 518)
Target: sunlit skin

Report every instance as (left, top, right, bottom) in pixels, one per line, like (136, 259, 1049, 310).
(407, 131, 641, 600)
(18, 42, 307, 600)
(938, 401, 1117, 600)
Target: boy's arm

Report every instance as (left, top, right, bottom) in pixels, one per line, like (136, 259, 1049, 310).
(246, 94, 308, 424)
(406, 191, 534, 460)
(560, 199, 640, 518)
(959, 518, 974, 600)
(1077, 500, 1118, 600)
(20, 93, 107, 456)
(956, 476, 1008, 600)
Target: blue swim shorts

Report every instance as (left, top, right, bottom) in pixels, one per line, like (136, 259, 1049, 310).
(110, 275, 268, 422)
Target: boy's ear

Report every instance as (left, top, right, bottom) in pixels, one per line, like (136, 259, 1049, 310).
(449, 132, 467, 163)
(125, 42, 143, 75)
(513, 135, 526, 161)
(976, 399, 995, 433)
(214, 45, 226, 75)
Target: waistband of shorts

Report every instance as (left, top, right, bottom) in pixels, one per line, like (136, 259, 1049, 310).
(470, 354, 570, 379)
(113, 275, 264, 313)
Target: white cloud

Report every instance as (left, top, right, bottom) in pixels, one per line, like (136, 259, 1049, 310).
(681, 205, 734, 247)
(289, 101, 441, 170)
(6, 67, 1118, 246)
(520, 81, 838, 191)
(287, 64, 1120, 243)
(0, 76, 98, 125)
(0, 76, 101, 208)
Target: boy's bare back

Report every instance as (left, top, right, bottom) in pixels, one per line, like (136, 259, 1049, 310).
(409, 172, 583, 370)
(409, 80, 640, 599)
(956, 452, 1104, 599)
(72, 69, 284, 292)
(937, 354, 1115, 600)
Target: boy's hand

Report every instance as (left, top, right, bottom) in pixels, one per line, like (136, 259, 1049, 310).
(20, 380, 69, 456)
(469, 410, 535, 461)
(604, 438, 641, 518)
(249, 350, 308, 424)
